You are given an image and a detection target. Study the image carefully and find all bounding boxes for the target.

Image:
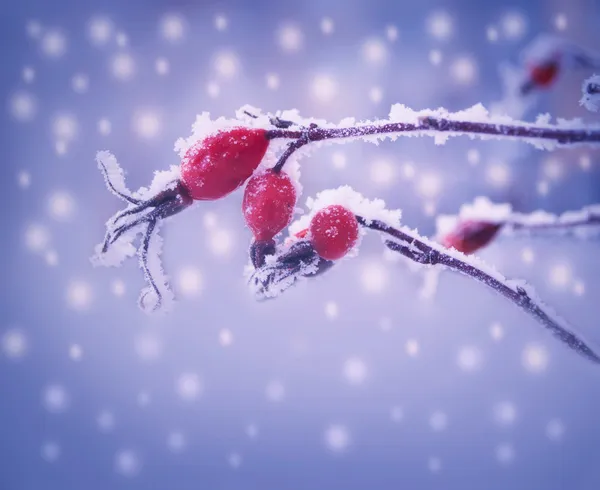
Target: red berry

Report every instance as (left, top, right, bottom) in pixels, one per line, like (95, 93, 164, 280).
(309, 205, 359, 260)
(441, 220, 502, 255)
(529, 61, 559, 88)
(180, 128, 269, 201)
(242, 170, 297, 241)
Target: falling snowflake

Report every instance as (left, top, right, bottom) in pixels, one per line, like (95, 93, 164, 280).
(41, 29, 67, 58)
(69, 344, 83, 361)
(214, 14, 228, 32)
(177, 267, 203, 297)
(2, 329, 28, 359)
(111, 53, 135, 81)
(219, 329, 233, 347)
(359, 261, 389, 294)
(167, 431, 186, 453)
(277, 23, 303, 52)
(265, 380, 285, 403)
(429, 411, 448, 431)
(324, 424, 351, 453)
(159, 14, 186, 43)
(522, 344, 549, 373)
(390, 406, 404, 423)
(501, 11, 527, 40)
(360, 38, 388, 65)
(134, 333, 162, 362)
(493, 401, 517, 426)
(9, 91, 37, 122)
(41, 442, 61, 462)
(324, 301, 339, 319)
(213, 50, 240, 79)
(48, 191, 75, 221)
(43, 384, 69, 413)
(495, 443, 515, 464)
(343, 357, 368, 385)
(546, 418, 565, 441)
(176, 373, 203, 401)
(132, 110, 161, 139)
(66, 280, 93, 311)
(320, 17, 334, 35)
(71, 73, 90, 93)
(97, 410, 115, 432)
(457, 345, 483, 372)
(115, 449, 142, 477)
(311, 74, 338, 102)
(426, 11, 453, 40)
(87, 16, 113, 46)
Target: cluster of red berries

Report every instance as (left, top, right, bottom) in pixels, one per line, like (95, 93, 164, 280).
(179, 127, 359, 264)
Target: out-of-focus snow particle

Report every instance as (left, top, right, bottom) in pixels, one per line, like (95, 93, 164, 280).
(66, 280, 92, 311)
(493, 401, 517, 426)
(429, 411, 448, 431)
(115, 32, 128, 47)
(41, 442, 61, 462)
(379, 317, 392, 332)
(55, 140, 68, 156)
(48, 191, 75, 221)
(311, 74, 337, 102)
(111, 53, 135, 81)
(423, 201, 437, 217)
(521, 247, 535, 265)
(457, 345, 483, 372)
(111, 279, 126, 297)
(41, 29, 67, 58)
(428, 457, 442, 473)
(406, 339, 420, 357)
(579, 154, 591, 171)
(137, 392, 151, 407)
(522, 344, 549, 373)
(115, 449, 141, 477)
(369, 86, 383, 103)
(134, 333, 162, 362)
(97, 410, 115, 432)
(343, 357, 368, 385)
(495, 443, 515, 464)
(219, 329, 233, 347)
(228, 452, 242, 468)
(9, 91, 37, 122)
(554, 14, 567, 31)
(45, 250, 58, 267)
(416, 172, 442, 199)
(214, 14, 228, 31)
(361, 38, 387, 65)
(203, 212, 218, 229)
(167, 431, 186, 452)
(26, 20, 43, 38)
(549, 263, 572, 288)
(213, 50, 240, 79)
(324, 424, 350, 453)
(176, 373, 203, 401)
(486, 161, 510, 188)
(402, 162, 416, 180)
(501, 11, 527, 40)
(450, 56, 478, 85)
(71, 73, 89, 94)
(177, 267, 203, 296)
(359, 261, 388, 294)
(265, 380, 285, 403)
(386, 25, 398, 42)
(486, 25, 499, 42)
(18, 171, 31, 189)
(2, 329, 28, 359)
(69, 344, 83, 361)
(426, 11, 453, 40)
(277, 23, 303, 52)
(537, 181, 550, 196)
(320, 17, 334, 35)
(206, 81, 220, 98)
(331, 151, 346, 169)
(370, 158, 395, 185)
(160, 13, 186, 42)
(543, 158, 563, 181)
(25, 223, 50, 252)
(246, 424, 259, 439)
(324, 301, 338, 320)
(52, 113, 78, 141)
(467, 149, 480, 166)
(208, 228, 234, 257)
(98, 118, 112, 135)
(546, 419, 565, 441)
(155, 57, 169, 75)
(22, 66, 35, 83)
(390, 406, 404, 423)
(490, 322, 505, 341)
(133, 110, 161, 139)
(88, 16, 113, 46)
(572, 280, 585, 296)
(266, 73, 280, 90)
(429, 49, 443, 66)
(43, 384, 69, 413)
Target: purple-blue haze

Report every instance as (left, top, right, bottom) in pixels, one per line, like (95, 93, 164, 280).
(2, 0, 600, 488)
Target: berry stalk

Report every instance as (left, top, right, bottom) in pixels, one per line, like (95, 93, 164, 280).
(356, 216, 600, 365)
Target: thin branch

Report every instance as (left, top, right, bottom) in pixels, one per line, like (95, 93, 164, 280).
(356, 216, 600, 365)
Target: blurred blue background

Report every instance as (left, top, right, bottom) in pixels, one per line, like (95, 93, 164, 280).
(2, 0, 600, 488)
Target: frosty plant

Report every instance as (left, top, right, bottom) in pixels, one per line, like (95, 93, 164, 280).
(93, 102, 600, 365)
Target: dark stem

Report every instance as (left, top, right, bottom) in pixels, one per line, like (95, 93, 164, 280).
(265, 117, 600, 171)
(356, 216, 600, 365)
(98, 159, 141, 205)
(138, 219, 162, 312)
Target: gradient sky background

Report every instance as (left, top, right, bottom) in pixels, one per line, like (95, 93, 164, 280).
(2, 0, 600, 489)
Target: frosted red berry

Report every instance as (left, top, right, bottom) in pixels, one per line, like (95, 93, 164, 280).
(441, 220, 502, 255)
(242, 170, 297, 241)
(529, 61, 559, 88)
(309, 205, 359, 260)
(180, 128, 269, 201)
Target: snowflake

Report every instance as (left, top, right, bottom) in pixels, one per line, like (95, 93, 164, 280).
(9, 91, 37, 122)
(311, 74, 338, 102)
(176, 373, 203, 401)
(324, 424, 351, 452)
(277, 23, 303, 52)
(265, 380, 285, 403)
(343, 357, 368, 385)
(48, 191, 75, 221)
(426, 11, 453, 40)
(522, 344, 549, 373)
(159, 13, 186, 42)
(132, 110, 161, 139)
(115, 449, 142, 477)
(177, 267, 204, 297)
(2, 329, 28, 359)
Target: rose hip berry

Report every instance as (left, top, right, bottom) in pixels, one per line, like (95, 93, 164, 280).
(529, 61, 559, 88)
(309, 205, 359, 260)
(181, 128, 269, 201)
(441, 220, 503, 255)
(242, 170, 297, 241)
